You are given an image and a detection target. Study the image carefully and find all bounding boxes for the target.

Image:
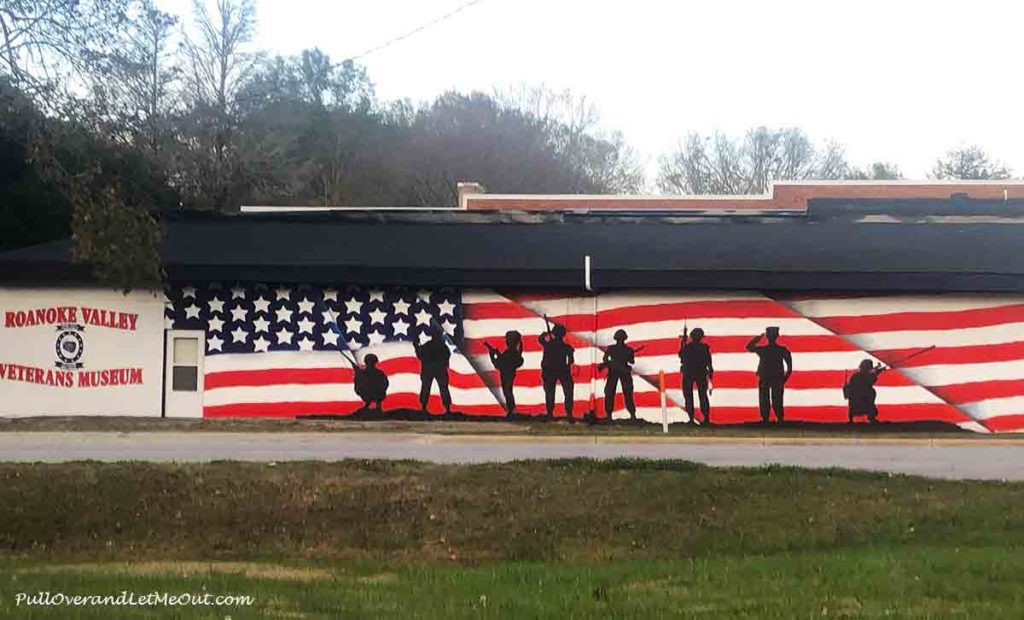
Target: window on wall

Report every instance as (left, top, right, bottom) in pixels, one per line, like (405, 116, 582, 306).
(171, 336, 199, 391)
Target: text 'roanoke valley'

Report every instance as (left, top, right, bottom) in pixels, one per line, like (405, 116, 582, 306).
(0, 364, 144, 388)
(4, 306, 139, 331)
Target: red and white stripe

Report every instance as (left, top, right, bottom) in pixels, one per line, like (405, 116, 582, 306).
(203, 342, 502, 418)
(469, 290, 963, 425)
(786, 295, 1024, 432)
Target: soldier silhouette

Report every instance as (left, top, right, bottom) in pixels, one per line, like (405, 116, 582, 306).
(844, 359, 885, 423)
(601, 329, 637, 420)
(679, 326, 714, 424)
(354, 353, 389, 411)
(486, 330, 524, 416)
(746, 326, 793, 423)
(414, 327, 452, 414)
(539, 320, 575, 419)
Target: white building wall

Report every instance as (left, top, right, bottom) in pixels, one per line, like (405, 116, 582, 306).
(0, 287, 165, 416)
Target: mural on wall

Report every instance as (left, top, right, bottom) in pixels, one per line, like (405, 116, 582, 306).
(163, 285, 1024, 432)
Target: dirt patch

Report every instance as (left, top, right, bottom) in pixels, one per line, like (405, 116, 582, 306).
(22, 561, 334, 582)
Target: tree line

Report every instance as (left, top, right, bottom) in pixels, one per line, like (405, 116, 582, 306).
(0, 0, 1015, 286)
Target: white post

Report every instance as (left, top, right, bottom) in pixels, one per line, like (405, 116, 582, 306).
(659, 370, 668, 433)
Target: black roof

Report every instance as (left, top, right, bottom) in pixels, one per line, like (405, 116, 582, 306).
(3, 198, 1024, 292)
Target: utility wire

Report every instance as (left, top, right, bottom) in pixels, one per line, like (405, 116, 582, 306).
(344, 0, 488, 62)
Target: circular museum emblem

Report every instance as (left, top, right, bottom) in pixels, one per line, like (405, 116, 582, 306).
(55, 324, 85, 370)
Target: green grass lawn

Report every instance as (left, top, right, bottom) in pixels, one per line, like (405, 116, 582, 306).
(1, 459, 1023, 617)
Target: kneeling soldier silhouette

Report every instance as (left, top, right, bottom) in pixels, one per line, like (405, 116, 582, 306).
(844, 359, 885, 424)
(354, 353, 389, 411)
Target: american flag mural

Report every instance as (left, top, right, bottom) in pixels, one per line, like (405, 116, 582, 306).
(165, 284, 1024, 432)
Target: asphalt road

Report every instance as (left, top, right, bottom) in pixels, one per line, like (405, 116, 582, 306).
(2, 432, 1024, 481)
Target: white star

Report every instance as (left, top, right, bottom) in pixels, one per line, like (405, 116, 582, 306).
(164, 315, 175, 330)
(369, 308, 387, 325)
(208, 316, 225, 333)
(321, 329, 339, 347)
(297, 336, 316, 351)
(253, 297, 271, 314)
(367, 329, 387, 345)
(320, 311, 336, 326)
(181, 285, 197, 299)
(253, 316, 270, 333)
(416, 288, 432, 300)
(230, 305, 248, 323)
(418, 332, 431, 344)
(297, 316, 315, 334)
(275, 305, 293, 324)
(393, 318, 410, 336)
(323, 289, 338, 302)
(414, 309, 432, 325)
(368, 289, 385, 303)
(344, 297, 362, 314)
(297, 298, 315, 315)
(208, 296, 225, 314)
(231, 326, 249, 343)
(207, 334, 224, 352)
(275, 287, 291, 301)
(276, 327, 294, 345)
(344, 316, 362, 334)
(442, 319, 456, 335)
(185, 304, 200, 319)
(437, 299, 456, 317)
(253, 335, 270, 353)
(393, 298, 411, 315)
(230, 286, 246, 299)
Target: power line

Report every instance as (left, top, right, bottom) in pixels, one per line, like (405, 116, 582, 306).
(344, 0, 488, 62)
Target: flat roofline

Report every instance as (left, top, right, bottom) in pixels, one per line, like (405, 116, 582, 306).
(240, 180, 1024, 214)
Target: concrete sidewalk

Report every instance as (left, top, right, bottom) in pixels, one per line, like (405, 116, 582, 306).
(1, 432, 1024, 480)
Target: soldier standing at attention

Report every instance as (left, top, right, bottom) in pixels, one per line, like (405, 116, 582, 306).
(746, 326, 793, 423)
(602, 329, 637, 421)
(486, 330, 524, 416)
(414, 328, 452, 414)
(845, 359, 885, 423)
(539, 321, 575, 419)
(354, 353, 389, 411)
(679, 327, 714, 424)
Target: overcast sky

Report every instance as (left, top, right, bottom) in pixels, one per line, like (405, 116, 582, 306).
(159, 0, 1024, 183)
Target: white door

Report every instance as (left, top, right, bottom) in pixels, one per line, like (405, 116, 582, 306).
(164, 330, 205, 418)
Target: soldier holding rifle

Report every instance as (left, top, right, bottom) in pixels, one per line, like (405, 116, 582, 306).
(486, 330, 524, 416)
(679, 325, 714, 424)
(539, 315, 575, 419)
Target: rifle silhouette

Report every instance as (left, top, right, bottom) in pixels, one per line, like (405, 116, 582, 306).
(885, 345, 937, 368)
(319, 302, 359, 369)
(597, 345, 646, 374)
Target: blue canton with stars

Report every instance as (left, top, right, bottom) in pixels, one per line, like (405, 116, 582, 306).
(164, 284, 464, 355)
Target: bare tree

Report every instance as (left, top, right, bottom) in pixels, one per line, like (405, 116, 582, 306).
(178, 0, 256, 210)
(0, 0, 133, 100)
(845, 162, 903, 180)
(931, 145, 1011, 180)
(657, 127, 851, 195)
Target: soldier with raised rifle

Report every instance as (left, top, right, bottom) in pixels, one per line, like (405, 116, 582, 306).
(600, 329, 638, 421)
(844, 359, 884, 423)
(539, 317, 575, 419)
(679, 326, 714, 424)
(354, 353, 389, 411)
(486, 330, 524, 416)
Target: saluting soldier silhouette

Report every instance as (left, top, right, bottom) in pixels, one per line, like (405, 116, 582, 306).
(844, 359, 885, 424)
(414, 327, 452, 414)
(354, 353, 389, 411)
(746, 326, 793, 423)
(539, 320, 575, 419)
(602, 329, 638, 420)
(679, 326, 714, 424)
(486, 330, 524, 416)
